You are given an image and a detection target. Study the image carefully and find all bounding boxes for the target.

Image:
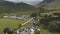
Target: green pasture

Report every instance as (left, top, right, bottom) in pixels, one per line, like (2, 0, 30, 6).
(0, 18, 29, 34)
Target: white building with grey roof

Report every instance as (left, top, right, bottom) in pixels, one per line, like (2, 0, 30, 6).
(3, 14, 30, 19)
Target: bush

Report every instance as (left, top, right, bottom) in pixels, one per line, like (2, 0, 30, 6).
(39, 16, 60, 33)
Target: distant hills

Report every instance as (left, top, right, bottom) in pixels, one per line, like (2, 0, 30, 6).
(0, 1, 36, 14)
(0, 0, 60, 14)
(37, 0, 60, 10)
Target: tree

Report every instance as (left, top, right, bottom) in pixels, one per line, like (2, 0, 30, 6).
(48, 22, 60, 32)
(48, 23, 57, 32)
(3, 28, 13, 34)
(31, 12, 38, 17)
(35, 30, 40, 34)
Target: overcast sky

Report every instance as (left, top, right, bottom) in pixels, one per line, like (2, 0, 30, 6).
(5, 0, 44, 5)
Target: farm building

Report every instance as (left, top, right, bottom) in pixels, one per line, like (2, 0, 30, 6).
(3, 14, 30, 19)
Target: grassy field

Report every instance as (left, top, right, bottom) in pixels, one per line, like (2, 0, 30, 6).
(0, 17, 30, 34)
(0, 11, 60, 34)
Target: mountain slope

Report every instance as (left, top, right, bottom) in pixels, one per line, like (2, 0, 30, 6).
(37, 0, 60, 10)
(0, 1, 36, 14)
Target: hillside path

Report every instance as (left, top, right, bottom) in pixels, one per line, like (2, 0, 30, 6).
(21, 17, 34, 25)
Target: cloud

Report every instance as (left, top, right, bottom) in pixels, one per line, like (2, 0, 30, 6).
(5, 0, 43, 5)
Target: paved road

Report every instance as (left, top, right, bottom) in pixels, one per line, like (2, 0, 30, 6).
(21, 17, 34, 25)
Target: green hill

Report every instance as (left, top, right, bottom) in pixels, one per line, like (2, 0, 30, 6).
(0, 1, 36, 14)
(37, 0, 60, 10)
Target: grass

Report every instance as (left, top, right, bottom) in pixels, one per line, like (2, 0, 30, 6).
(0, 10, 60, 34)
(0, 10, 36, 15)
(40, 27, 60, 34)
(41, 29, 52, 34)
(36, 24, 60, 34)
(0, 17, 30, 34)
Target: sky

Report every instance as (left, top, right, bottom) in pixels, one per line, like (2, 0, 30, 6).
(5, 0, 44, 5)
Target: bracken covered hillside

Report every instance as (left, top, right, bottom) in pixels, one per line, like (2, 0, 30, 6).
(37, 0, 60, 10)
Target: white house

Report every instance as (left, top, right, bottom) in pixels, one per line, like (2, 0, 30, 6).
(17, 26, 40, 34)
